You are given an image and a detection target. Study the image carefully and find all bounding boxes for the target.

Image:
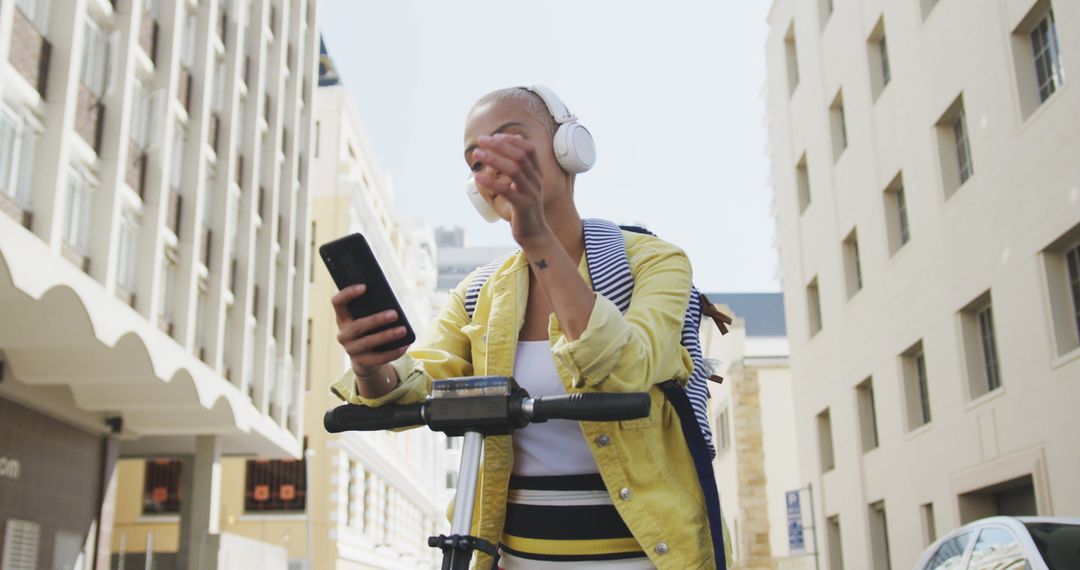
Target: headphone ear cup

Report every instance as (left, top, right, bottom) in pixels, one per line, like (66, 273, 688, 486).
(465, 177, 501, 223)
(553, 122, 596, 174)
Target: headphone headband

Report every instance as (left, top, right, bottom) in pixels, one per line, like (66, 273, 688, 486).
(523, 85, 576, 125)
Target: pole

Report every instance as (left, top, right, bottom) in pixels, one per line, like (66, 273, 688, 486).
(445, 431, 484, 570)
(807, 483, 820, 570)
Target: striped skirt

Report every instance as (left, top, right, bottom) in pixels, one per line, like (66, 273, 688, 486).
(497, 474, 655, 569)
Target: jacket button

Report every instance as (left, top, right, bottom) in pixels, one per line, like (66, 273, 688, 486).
(596, 434, 611, 447)
(655, 542, 669, 555)
(619, 487, 632, 501)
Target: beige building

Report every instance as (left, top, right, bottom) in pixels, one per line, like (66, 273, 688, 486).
(0, 0, 318, 568)
(703, 293, 812, 570)
(765, 0, 1079, 568)
(109, 36, 447, 570)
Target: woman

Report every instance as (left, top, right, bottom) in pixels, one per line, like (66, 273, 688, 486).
(331, 86, 726, 569)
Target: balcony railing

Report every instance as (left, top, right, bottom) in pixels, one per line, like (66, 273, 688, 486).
(209, 113, 221, 153)
(9, 8, 51, 97)
(178, 68, 193, 112)
(200, 227, 212, 267)
(127, 141, 149, 198)
(76, 84, 106, 152)
(139, 10, 159, 64)
(166, 189, 182, 235)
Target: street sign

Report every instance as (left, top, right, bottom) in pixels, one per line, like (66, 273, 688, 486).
(786, 490, 806, 554)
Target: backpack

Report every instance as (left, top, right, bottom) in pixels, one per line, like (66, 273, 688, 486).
(463, 218, 731, 567)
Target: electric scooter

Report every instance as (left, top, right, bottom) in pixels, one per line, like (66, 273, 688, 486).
(324, 376, 651, 570)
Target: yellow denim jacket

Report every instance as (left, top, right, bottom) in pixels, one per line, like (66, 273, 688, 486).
(331, 230, 731, 569)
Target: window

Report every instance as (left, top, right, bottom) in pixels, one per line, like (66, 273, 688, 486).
(2, 518, 41, 570)
(829, 90, 847, 161)
(1025, 522, 1080, 569)
(807, 276, 823, 336)
(213, 59, 227, 113)
(64, 169, 94, 254)
(954, 111, 973, 184)
(921, 502, 937, 546)
(868, 18, 890, 99)
(181, 11, 197, 69)
(935, 95, 973, 198)
(347, 460, 359, 528)
(142, 0, 159, 19)
(80, 18, 112, 98)
(868, 501, 891, 570)
(960, 292, 1002, 399)
(926, 532, 972, 570)
(842, 228, 862, 298)
(716, 405, 731, 453)
(796, 152, 811, 213)
(969, 528, 1024, 570)
(16, 0, 51, 33)
(826, 515, 843, 570)
(819, 0, 834, 29)
(817, 407, 835, 473)
(143, 459, 182, 513)
(159, 247, 178, 332)
(1013, 2, 1065, 119)
(1042, 224, 1080, 356)
(883, 173, 909, 256)
(1030, 7, 1064, 104)
(0, 106, 38, 208)
(194, 285, 208, 360)
(901, 341, 931, 430)
(170, 123, 186, 191)
(785, 23, 799, 95)
(130, 80, 158, 150)
(244, 459, 306, 511)
(856, 377, 878, 452)
(117, 210, 140, 294)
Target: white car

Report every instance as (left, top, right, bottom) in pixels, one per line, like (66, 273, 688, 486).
(914, 516, 1080, 570)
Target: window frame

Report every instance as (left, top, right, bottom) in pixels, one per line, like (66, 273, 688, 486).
(0, 105, 41, 208)
(64, 167, 96, 254)
(117, 209, 141, 294)
(1030, 8, 1064, 104)
(243, 458, 307, 512)
(142, 458, 182, 514)
(80, 17, 113, 99)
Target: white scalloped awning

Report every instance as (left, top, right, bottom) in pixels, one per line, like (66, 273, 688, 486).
(0, 218, 300, 458)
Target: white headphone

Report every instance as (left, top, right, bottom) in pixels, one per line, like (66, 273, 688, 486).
(466, 85, 596, 223)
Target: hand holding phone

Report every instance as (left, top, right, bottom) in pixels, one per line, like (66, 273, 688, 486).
(323, 234, 416, 384)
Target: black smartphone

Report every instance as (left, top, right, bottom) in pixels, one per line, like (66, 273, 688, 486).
(320, 233, 416, 352)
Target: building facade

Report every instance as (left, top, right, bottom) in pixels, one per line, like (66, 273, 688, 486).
(108, 35, 447, 570)
(703, 293, 812, 570)
(765, 0, 1079, 568)
(0, 0, 318, 568)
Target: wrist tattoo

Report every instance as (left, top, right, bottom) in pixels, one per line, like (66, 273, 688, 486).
(536, 259, 548, 270)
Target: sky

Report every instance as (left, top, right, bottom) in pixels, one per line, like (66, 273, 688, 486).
(319, 1, 779, 293)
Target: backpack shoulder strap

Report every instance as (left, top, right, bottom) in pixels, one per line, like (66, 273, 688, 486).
(583, 219, 634, 312)
(463, 254, 512, 320)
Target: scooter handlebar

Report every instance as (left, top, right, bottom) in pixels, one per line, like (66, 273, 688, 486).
(323, 391, 651, 434)
(323, 402, 426, 433)
(528, 392, 651, 423)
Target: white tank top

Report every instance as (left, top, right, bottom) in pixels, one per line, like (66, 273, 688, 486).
(511, 341, 599, 476)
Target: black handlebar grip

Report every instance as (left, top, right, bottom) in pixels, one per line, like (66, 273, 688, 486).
(323, 403, 426, 433)
(531, 393, 651, 423)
